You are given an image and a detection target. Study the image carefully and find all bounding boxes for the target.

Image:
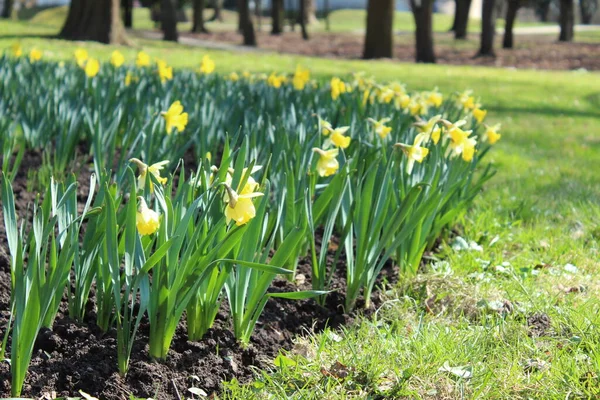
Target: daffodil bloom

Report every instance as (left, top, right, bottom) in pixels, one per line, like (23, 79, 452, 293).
(130, 158, 169, 191)
(84, 58, 100, 78)
(11, 42, 22, 57)
(267, 72, 285, 88)
(229, 72, 239, 81)
(110, 50, 125, 68)
(224, 166, 262, 196)
(136, 197, 160, 235)
(312, 147, 339, 177)
(424, 89, 443, 107)
(362, 90, 371, 107)
(199, 55, 215, 74)
(242, 71, 251, 79)
(330, 77, 346, 100)
(162, 101, 189, 134)
(483, 123, 501, 144)
(327, 126, 351, 149)
(377, 87, 395, 104)
(394, 142, 430, 175)
(414, 115, 442, 145)
(136, 51, 151, 68)
(408, 100, 427, 116)
(443, 121, 476, 162)
(74, 48, 88, 67)
(157, 60, 173, 83)
(368, 118, 392, 140)
(318, 116, 333, 136)
(473, 108, 487, 123)
(394, 93, 411, 110)
(293, 65, 310, 90)
(29, 49, 42, 62)
(457, 90, 476, 111)
(223, 183, 263, 226)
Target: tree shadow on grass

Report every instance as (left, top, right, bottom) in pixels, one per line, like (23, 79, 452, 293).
(0, 34, 58, 40)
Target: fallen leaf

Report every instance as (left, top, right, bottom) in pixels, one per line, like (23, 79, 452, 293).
(438, 361, 473, 379)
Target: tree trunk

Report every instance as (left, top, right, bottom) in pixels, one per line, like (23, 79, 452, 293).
(454, 0, 472, 39)
(299, 0, 309, 39)
(502, 0, 519, 48)
(256, 0, 262, 31)
(558, 0, 574, 41)
(304, 0, 317, 24)
(363, 0, 394, 59)
(239, 0, 256, 46)
(2, 0, 14, 18)
(476, 0, 496, 56)
(538, 0, 550, 21)
(60, 0, 127, 44)
(123, 0, 133, 28)
(192, 0, 208, 32)
(271, 0, 284, 34)
(410, 0, 436, 63)
(579, 0, 596, 24)
(209, 0, 223, 22)
(162, 0, 178, 41)
(450, 0, 458, 31)
(324, 0, 330, 31)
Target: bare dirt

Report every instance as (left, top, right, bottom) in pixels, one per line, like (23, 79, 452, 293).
(185, 30, 600, 71)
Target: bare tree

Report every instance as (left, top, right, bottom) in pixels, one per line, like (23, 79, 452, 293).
(558, 0, 574, 41)
(271, 0, 284, 34)
(476, 0, 496, 56)
(364, 0, 394, 59)
(161, 0, 178, 41)
(208, 0, 224, 22)
(299, 0, 309, 39)
(123, 0, 133, 28)
(192, 0, 208, 32)
(2, 0, 14, 18)
(503, 0, 520, 48)
(453, 0, 473, 39)
(239, 0, 257, 45)
(410, 0, 436, 62)
(60, 0, 128, 44)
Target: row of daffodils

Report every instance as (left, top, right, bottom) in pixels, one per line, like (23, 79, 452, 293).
(0, 45, 500, 396)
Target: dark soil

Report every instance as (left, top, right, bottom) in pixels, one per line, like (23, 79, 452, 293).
(185, 30, 600, 71)
(0, 149, 397, 399)
(527, 312, 553, 337)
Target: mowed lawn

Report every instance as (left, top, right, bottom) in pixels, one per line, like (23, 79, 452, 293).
(1, 17, 600, 398)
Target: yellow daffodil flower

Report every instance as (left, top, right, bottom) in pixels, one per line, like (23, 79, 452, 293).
(130, 158, 169, 191)
(157, 60, 173, 83)
(136, 197, 160, 235)
(326, 126, 351, 149)
(199, 55, 215, 74)
(136, 51, 151, 68)
(414, 115, 442, 145)
(394, 93, 411, 110)
(293, 65, 310, 90)
(29, 49, 42, 63)
(394, 142, 430, 175)
(484, 123, 501, 144)
(362, 90, 371, 107)
(224, 166, 262, 197)
(74, 48, 88, 68)
(443, 120, 477, 162)
(84, 58, 100, 78)
(424, 89, 443, 107)
(125, 71, 136, 86)
(318, 116, 333, 136)
(368, 117, 392, 140)
(330, 77, 346, 100)
(458, 90, 476, 111)
(267, 72, 285, 88)
(312, 147, 339, 177)
(242, 71, 251, 79)
(162, 101, 189, 134)
(223, 182, 264, 226)
(473, 108, 487, 123)
(11, 42, 22, 57)
(229, 72, 239, 81)
(110, 50, 125, 68)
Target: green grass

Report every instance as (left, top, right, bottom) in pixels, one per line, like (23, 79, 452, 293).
(1, 20, 600, 398)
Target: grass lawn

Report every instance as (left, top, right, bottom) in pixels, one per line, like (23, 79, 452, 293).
(1, 18, 600, 399)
